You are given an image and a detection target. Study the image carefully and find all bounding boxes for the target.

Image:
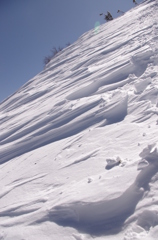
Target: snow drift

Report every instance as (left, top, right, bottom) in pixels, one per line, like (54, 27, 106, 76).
(0, 0, 158, 239)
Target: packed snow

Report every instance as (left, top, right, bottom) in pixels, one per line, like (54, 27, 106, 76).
(0, 0, 158, 239)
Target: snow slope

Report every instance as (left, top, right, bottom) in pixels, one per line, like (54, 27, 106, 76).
(0, 0, 158, 239)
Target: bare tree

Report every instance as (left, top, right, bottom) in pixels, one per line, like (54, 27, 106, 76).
(133, 0, 138, 5)
(44, 43, 71, 67)
(100, 11, 113, 21)
(43, 55, 52, 65)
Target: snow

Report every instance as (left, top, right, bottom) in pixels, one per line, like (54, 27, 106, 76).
(0, 0, 158, 239)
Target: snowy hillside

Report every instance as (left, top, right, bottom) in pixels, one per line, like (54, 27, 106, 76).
(0, 0, 158, 239)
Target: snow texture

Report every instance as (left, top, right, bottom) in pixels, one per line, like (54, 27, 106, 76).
(0, 0, 158, 239)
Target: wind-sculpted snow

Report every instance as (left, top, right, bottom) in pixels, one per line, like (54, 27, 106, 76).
(137, 210, 158, 231)
(0, 0, 157, 165)
(0, 94, 129, 164)
(0, 1, 158, 239)
(67, 50, 153, 101)
(43, 145, 158, 236)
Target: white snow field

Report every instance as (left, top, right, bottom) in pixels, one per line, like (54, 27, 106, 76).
(0, 0, 158, 239)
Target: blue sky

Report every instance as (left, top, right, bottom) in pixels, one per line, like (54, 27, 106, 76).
(0, 0, 142, 103)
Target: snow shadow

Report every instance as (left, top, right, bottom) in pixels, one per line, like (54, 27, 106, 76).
(66, 50, 152, 101)
(99, 95, 128, 126)
(0, 96, 127, 164)
(48, 146, 158, 236)
(137, 210, 158, 231)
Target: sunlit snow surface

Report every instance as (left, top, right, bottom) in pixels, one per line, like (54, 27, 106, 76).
(0, 0, 158, 239)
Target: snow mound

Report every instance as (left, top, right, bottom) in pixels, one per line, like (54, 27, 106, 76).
(45, 144, 158, 236)
(139, 143, 158, 163)
(105, 156, 121, 170)
(0, 0, 158, 239)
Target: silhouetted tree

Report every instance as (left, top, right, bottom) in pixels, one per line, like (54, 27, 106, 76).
(44, 44, 71, 67)
(100, 11, 113, 21)
(105, 11, 113, 21)
(43, 55, 52, 65)
(133, 0, 138, 5)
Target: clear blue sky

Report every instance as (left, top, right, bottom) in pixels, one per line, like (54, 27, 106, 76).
(0, 0, 142, 103)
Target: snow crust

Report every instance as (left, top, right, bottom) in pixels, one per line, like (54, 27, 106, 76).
(0, 0, 158, 239)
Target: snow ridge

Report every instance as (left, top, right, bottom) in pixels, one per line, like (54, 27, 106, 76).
(0, 0, 158, 239)
(41, 145, 158, 236)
